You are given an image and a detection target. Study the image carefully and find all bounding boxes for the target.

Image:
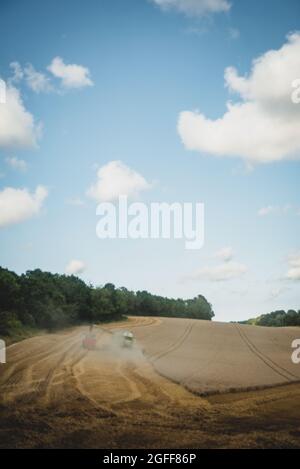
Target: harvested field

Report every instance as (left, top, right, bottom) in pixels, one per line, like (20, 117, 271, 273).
(0, 316, 300, 449)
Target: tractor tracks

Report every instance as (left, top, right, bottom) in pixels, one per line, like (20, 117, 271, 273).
(147, 321, 195, 363)
(0, 332, 81, 389)
(234, 323, 299, 383)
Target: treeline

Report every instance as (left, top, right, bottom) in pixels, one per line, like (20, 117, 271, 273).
(0, 267, 214, 337)
(239, 309, 300, 327)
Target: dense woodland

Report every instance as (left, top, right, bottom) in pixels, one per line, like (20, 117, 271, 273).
(0, 266, 214, 338)
(240, 309, 300, 327)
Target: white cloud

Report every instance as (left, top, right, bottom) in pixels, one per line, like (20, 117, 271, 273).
(258, 206, 277, 217)
(24, 64, 53, 93)
(87, 160, 151, 202)
(5, 156, 27, 172)
(186, 261, 247, 282)
(288, 253, 300, 268)
(9, 62, 24, 83)
(10, 62, 52, 93)
(0, 185, 48, 227)
(152, 0, 231, 16)
(183, 247, 247, 282)
(0, 85, 40, 148)
(214, 246, 233, 262)
(65, 259, 86, 275)
(10, 59, 92, 93)
(178, 33, 300, 164)
(286, 252, 300, 281)
(258, 204, 291, 216)
(48, 57, 93, 89)
(269, 286, 288, 300)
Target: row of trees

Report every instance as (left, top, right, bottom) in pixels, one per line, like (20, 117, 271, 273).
(240, 309, 300, 327)
(0, 267, 214, 336)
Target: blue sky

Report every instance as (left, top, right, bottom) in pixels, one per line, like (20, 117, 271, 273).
(0, 0, 299, 321)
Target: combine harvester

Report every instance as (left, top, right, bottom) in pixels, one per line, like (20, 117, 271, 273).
(122, 331, 134, 348)
(82, 325, 134, 350)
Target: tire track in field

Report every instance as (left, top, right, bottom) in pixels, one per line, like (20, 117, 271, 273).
(40, 343, 85, 404)
(234, 324, 296, 383)
(147, 321, 195, 363)
(236, 324, 300, 381)
(112, 362, 181, 422)
(71, 352, 117, 417)
(107, 317, 160, 333)
(6, 341, 80, 403)
(0, 332, 81, 388)
(2, 332, 85, 404)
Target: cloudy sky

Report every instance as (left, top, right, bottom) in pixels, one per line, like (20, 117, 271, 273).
(0, 0, 299, 322)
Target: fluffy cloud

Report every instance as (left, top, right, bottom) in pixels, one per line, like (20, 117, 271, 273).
(186, 261, 247, 282)
(0, 185, 48, 227)
(178, 33, 300, 164)
(286, 253, 300, 281)
(65, 260, 86, 275)
(48, 57, 93, 89)
(10, 59, 92, 93)
(258, 206, 277, 217)
(258, 205, 291, 216)
(214, 246, 233, 262)
(9, 62, 24, 83)
(183, 247, 247, 282)
(87, 160, 151, 202)
(10, 62, 52, 93)
(152, 0, 231, 16)
(5, 156, 27, 172)
(23, 64, 52, 93)
(0, 85, 40, 148)
(269, 286, 288, 300)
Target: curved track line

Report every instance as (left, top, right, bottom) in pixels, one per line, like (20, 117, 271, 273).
(236, 324, 299, 381)
(148, 322, 195, 362)
(234, 324, 295, 383)
(113, 361, 142, 405)
(108, 317, 160, 332)
(71, 355, 117, 417)
(0, 332, 82, 387)
(13, 342, 80, 403)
